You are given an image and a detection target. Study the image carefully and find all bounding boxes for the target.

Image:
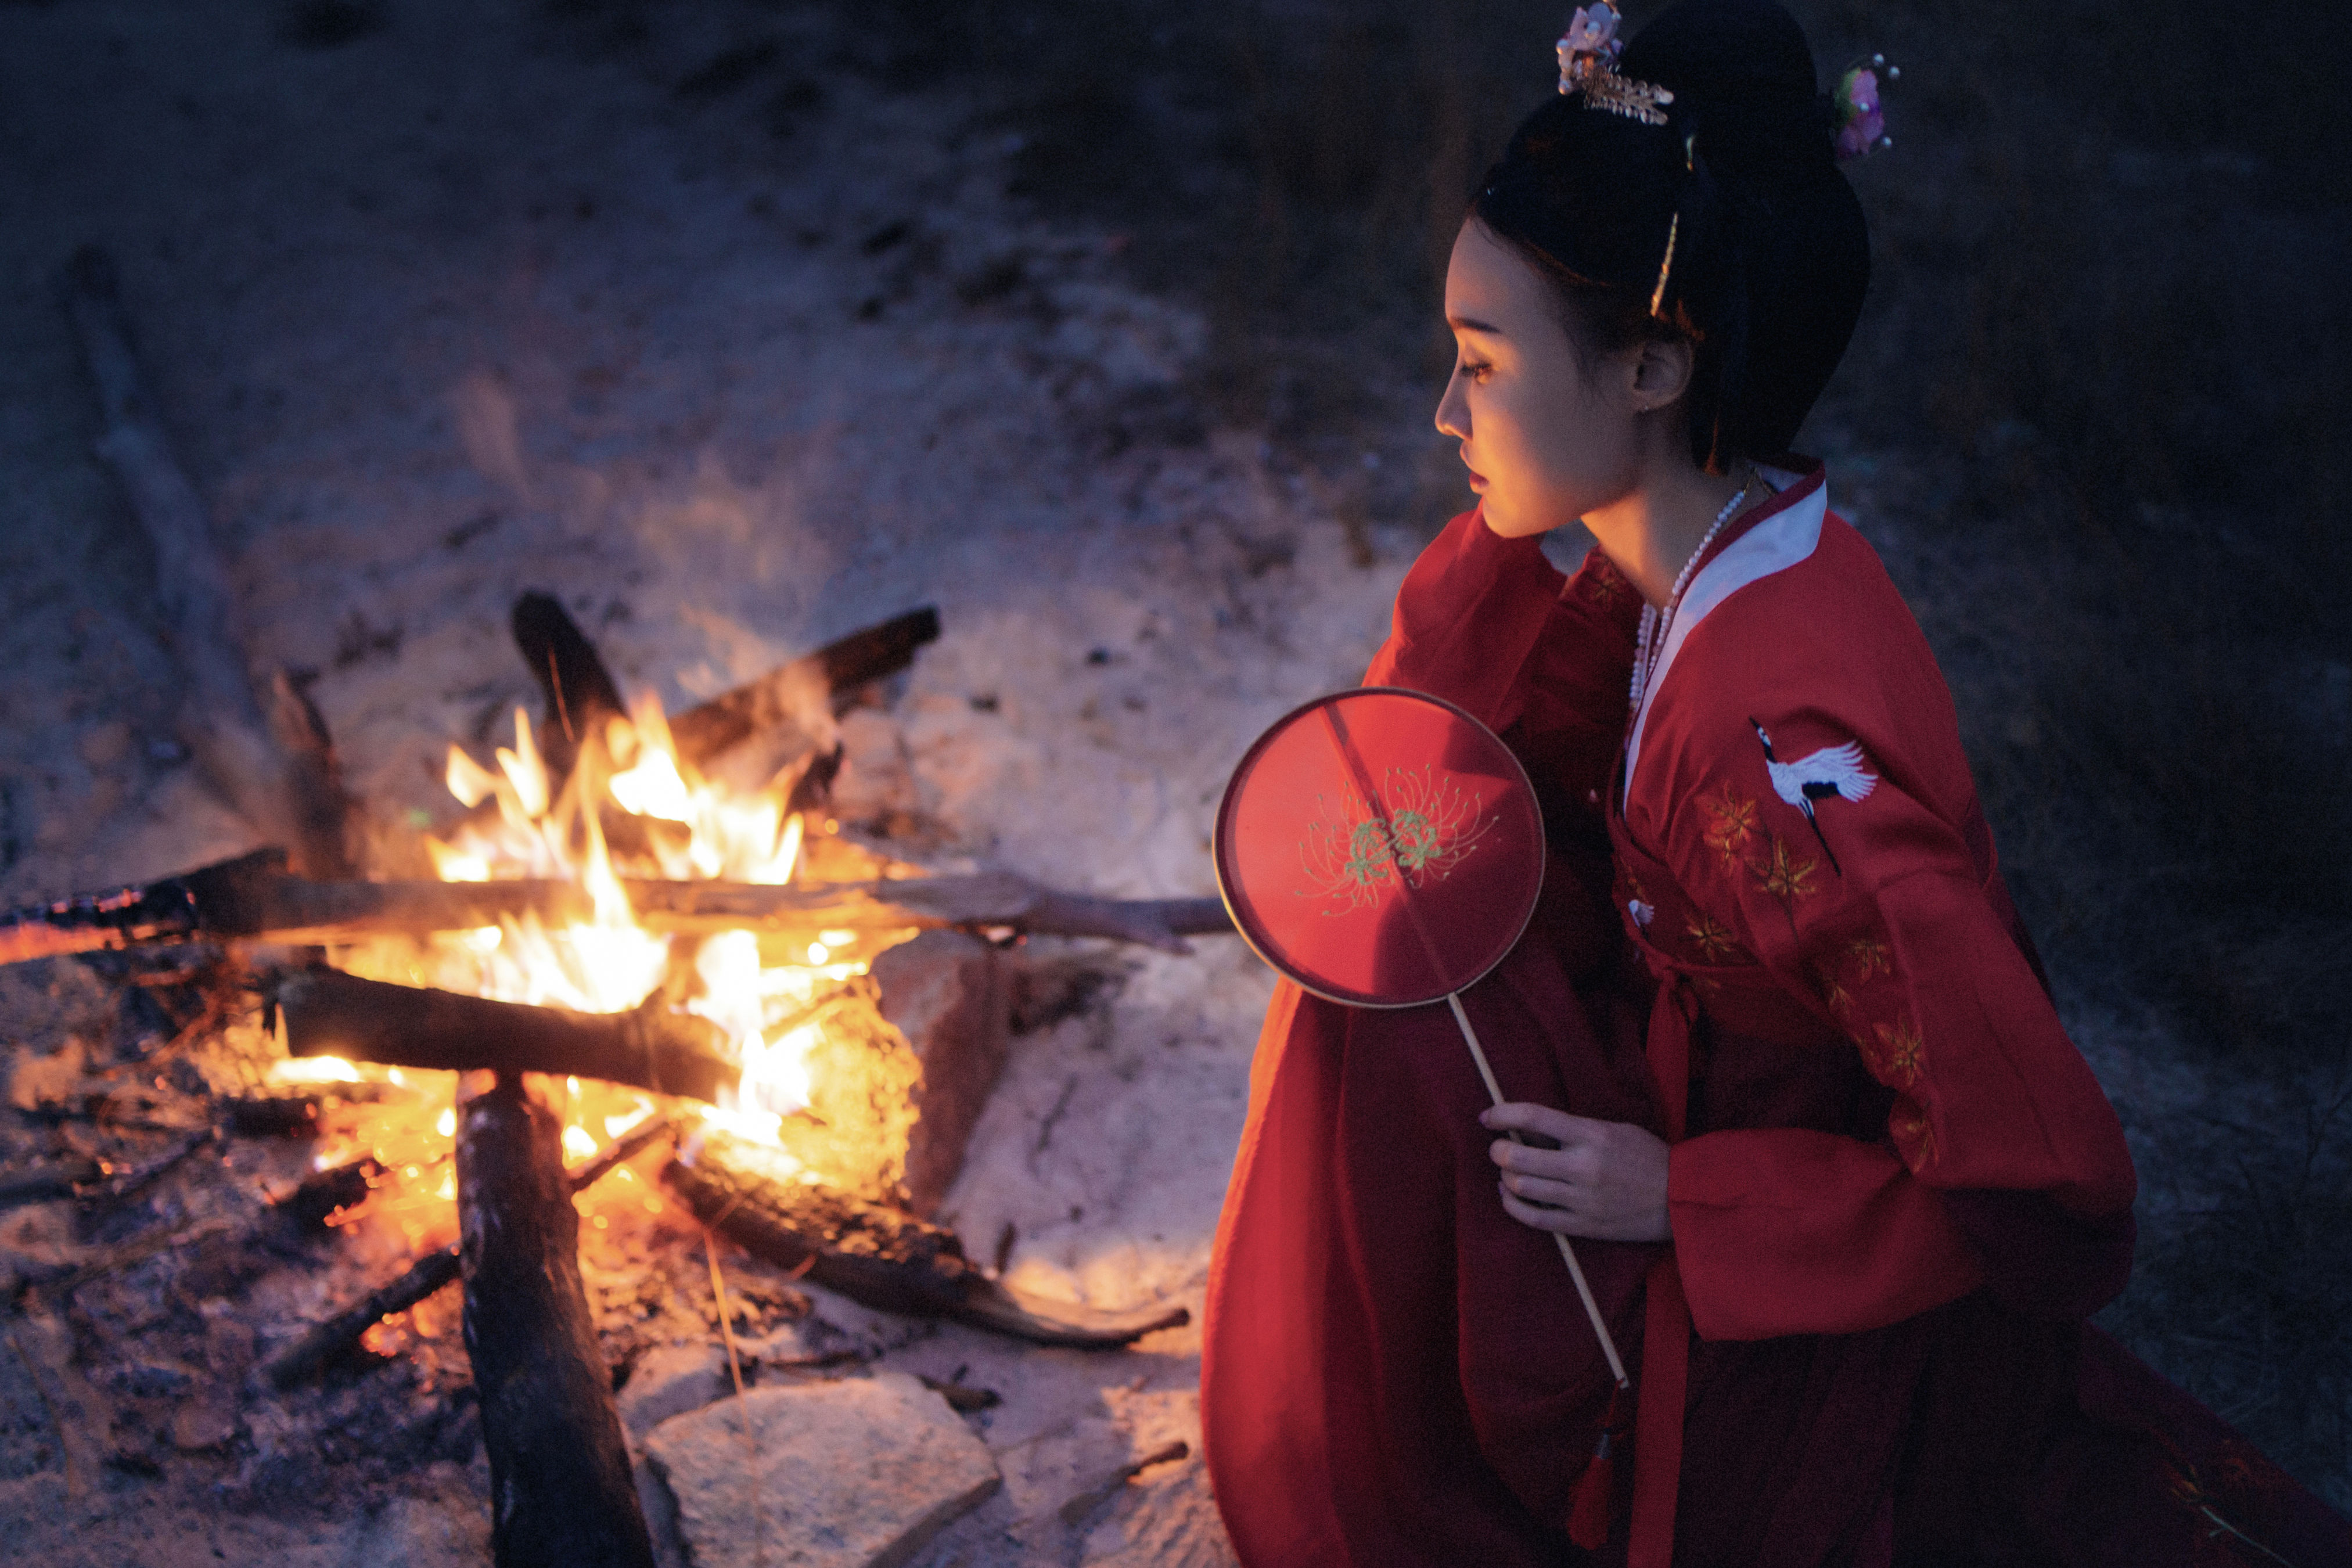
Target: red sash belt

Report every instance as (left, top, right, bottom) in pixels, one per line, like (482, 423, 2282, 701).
(1629, 972, 1699, 1568)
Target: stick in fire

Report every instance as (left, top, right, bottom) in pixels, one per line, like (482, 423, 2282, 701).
(0, 853, 1233, 968)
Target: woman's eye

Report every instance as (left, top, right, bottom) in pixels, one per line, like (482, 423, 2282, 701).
(1458, 360, 1493, 383)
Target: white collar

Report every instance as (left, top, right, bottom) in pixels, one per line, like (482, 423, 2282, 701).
(1622, 471, 1828, 797)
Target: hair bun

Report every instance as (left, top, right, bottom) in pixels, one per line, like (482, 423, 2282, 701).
(1470, 0, 1867, 472)
(1620, 0, 1836, 182)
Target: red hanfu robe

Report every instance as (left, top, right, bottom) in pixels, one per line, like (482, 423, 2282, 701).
(1201, 462, 2352, 1567)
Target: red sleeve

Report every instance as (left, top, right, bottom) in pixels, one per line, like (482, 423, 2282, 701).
(1657, 711, 2138, 1340)
(1364, 508, 1638, 737)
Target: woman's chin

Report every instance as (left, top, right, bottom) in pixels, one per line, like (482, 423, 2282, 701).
(1478, 500, 1555, 540)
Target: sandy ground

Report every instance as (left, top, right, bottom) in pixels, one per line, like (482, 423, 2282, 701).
(0, 2, 1439, 1560)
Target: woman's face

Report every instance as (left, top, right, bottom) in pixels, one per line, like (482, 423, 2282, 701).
(1434, 220, 1643, 539)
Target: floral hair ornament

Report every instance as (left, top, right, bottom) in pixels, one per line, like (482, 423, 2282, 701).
(1556, 5, 1675, 126)
(1834, 53, 1899, 161)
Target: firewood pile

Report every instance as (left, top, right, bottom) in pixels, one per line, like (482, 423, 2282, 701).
(0, 250, 1223, 1562)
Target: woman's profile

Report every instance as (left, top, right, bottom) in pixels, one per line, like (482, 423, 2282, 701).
(1199, 3, 2352, 1563)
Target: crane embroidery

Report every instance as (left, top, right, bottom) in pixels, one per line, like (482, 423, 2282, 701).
(1750, 719, 1878, 876)
(1296, 765, 1493, 915)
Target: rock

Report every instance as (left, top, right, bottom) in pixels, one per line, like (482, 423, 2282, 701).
(171, 1390, 240, 1452)
(642, 1372, 999, 1568)
(617, 1341, 731, 1437)
(870, 930, 1009, 1215)
(337, 1490, 492, 1568)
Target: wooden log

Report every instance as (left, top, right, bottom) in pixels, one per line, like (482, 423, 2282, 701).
(275, 969, 737, 1104)
(512, 591, 628, 783)
(2, 854, 1233, 966)
(666, 1128, 1189, 1348)
(458, 1074, 656, 1567)
(668, 606, 940, 765)
(0, 846, 287, 966)
(59, 247, 351, 876)
(485, 599, 934, 825)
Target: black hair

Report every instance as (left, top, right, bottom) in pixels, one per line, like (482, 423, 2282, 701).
(1472, 0, 1867, 474)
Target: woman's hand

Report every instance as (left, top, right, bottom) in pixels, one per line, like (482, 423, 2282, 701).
(1482, 1103, 1672, 1243)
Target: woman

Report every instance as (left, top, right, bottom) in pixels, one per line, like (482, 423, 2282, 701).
(1200, 3, 2350, 1565)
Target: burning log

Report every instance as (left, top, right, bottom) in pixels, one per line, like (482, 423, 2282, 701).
(458, 1074, 657, 1567)
(275, 969, 737, 1104)
(1, 852, 1232, 966)
(666, 1128, 1189, 1349)
(59, 248, 353, 876)
(499, 594, 937, 812)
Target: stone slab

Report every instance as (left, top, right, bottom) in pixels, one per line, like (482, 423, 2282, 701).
(642, 1371, 1000, 1568)
(618, 1340, 731, 1437)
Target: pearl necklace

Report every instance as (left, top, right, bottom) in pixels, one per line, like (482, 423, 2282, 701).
(1627, 481, 1750, 714)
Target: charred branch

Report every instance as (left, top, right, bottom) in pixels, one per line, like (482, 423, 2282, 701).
(666, 1128, 1188, 1349)
(262, 1116, 674, 1390)
(59, 249, 353, 875)
(668, 606, 940, 765)
(261, 1246, 462, 1391)
(458, 1074, 656, 1567)
(3, 854, 1235, 966)
(512, 591, 628, 783)
(275, 969, 737, 1104)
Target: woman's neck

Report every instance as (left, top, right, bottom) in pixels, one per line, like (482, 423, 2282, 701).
(1585, 461, 1754, 610)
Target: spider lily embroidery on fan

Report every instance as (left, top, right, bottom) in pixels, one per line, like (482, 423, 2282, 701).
(1750, 720, 1878, 875)
(1294, 765, 1494, 916)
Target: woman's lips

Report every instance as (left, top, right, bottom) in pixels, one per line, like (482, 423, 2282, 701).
(1465, 465, 1487, 491)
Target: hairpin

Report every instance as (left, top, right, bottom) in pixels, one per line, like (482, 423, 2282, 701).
(1649, 132, 1697, 319)
(1556, 5, 1675, 127)
(1834, 54, 1898, 161)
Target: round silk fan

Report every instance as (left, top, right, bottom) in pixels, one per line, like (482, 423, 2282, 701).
(1214, 686, 1630, 1390)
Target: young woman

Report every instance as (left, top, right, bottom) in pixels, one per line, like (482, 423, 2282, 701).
(1200, 3, 2351, 1565)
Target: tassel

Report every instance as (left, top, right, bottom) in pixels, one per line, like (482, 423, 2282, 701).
(1569, 1382, 1632, 1550)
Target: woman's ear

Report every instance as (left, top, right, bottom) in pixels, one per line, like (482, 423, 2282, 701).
(1628, 337, 1696, 413)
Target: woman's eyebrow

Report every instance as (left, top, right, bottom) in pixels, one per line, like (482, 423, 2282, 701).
(1447, 315, 1505, 336)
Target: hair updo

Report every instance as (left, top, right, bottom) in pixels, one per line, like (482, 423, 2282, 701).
(1472, 0, 1868, 474)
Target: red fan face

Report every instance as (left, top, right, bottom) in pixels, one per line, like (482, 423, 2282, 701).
(1214, 688, 1545, 1008)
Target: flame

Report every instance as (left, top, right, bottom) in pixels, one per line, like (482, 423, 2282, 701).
(307, 688, 889, 1251)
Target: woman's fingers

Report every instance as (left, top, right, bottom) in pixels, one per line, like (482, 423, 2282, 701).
(1480, 1101, 1585, 1144)
(1499, 1184, 1580, 1235)
(1499, 1170, 1578, 1208)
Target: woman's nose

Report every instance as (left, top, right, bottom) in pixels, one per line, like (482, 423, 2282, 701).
(1434, 375, 1469, 440)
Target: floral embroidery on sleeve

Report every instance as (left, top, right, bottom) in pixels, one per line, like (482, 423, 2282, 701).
(1867, 1016, 1926, 1088)
(1747, 833, 1821, 919)
(1842, 936, 1891, 983)
(1685, 914, 1749, 964)
(1698, 783, 1759, 873)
